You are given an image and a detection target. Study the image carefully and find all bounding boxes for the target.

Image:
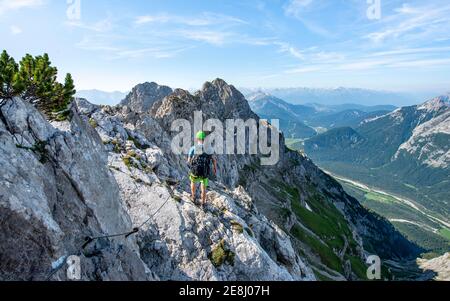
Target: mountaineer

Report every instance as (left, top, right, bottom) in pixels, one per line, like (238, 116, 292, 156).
(187, 131, 217, 207)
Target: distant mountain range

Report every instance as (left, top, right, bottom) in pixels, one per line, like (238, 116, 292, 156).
(78, 86, 430, 108)
(242, 87, 428, 107)
(304, 95, 450, 254)
(247, 93, 317, 139)
(247, 92, 395, 139)
(76, 89, 128, 106)
(305, 102, 397, 113)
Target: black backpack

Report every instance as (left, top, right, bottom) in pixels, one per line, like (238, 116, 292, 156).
(190, 151, 212, 178)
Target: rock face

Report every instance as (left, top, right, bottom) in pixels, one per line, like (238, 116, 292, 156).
(396, 98, 450, 169)
(120, 82, 173, 113)
(0, 98, 153, 281)
(0, 79, 421, 281)
(417, 253, 450, 281)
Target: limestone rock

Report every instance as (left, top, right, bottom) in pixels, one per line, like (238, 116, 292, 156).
(121, 82, 173, 113)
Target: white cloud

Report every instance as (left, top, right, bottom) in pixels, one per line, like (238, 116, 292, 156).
(244, 37, 277, 46)
(370, 46, 450, 57)
(135, 12, 246, 27)
(131, 12, 250, 47)
(285, 66, 323, 74)
(10, 25, 22, 35)
(337, 59, 390, 71)
(283, 52, 450, 75)
(112, 46, 193, 59)
(135, 15, 170, 25)
(389, 58, 450, 68)
(76, 35, 193, 60)
(394, 3, 420, 15)
(275, 42, 305, 59)
(312, 51, 345, 62)
(76, 37, 121, 52)
(283, 0, 333, 38)
(0, 0, 44, 14)
(366, 3, 450, 43)
(274, 42, 345, 64)
(283, 0, 314, 17)
(66, 18, 113, 33)
(178, 29, 233, 46)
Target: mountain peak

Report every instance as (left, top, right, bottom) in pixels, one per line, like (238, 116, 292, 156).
(211, 78, 229, 87)
(196, 79, 256, 119)
(121, 82, 173, 113)
(418, 94, 450, 112)
(200, 78, 235, 93)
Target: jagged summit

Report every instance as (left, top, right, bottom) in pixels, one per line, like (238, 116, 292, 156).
(120, 82, 173, 113)
(195, 78, 256, 119)
(418, 94, 450, 112)
(121, 78, 255, 120)
(200, 78, 236, 91)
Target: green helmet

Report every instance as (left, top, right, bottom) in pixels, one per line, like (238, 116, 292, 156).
(196, 131, 206, 140)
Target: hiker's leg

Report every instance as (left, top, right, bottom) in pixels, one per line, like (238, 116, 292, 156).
(200, 183, 207, 205)
(200, 178, 209, 205)
(191, 181, 196, 200)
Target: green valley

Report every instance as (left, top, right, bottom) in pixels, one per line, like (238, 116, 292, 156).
(329, 172, 450, 255)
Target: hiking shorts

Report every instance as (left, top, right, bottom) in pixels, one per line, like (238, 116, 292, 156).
(189, 174, 209, 187)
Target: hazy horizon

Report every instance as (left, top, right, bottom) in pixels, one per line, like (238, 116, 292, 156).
(76, 82, 443, 107)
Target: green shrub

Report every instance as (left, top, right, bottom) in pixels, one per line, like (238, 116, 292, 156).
(122, 156, 133, 168)
(122, 151, 147, 170)
(0, 50, 75, 120)
(209, 240, 235, 267)
(88, 118, 98, 128)
(111, 139, 122, 153)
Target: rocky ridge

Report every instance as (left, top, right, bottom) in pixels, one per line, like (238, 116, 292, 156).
(0, 79, 420, 281)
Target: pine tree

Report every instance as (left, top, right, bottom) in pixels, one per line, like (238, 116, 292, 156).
(0, 50, 22, 100)
(0, 51, 75, 119)
(0, 50, 76, 119)
(61, 73, 76, 110)
(17, 53, 61, 114)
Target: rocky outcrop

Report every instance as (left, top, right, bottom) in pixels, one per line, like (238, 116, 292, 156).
(79, 96, 315, 280)
(0, 79, 421, 281)
(396, 108, 450, 169)
(120, 82, 172, 113)
(418, 253, 450, 281)
(0, 97, 153, 281)
(195, 79, 257, 120)
(0, 95, 315, 281)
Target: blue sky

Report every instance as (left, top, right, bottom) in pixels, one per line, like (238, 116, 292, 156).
(1, 0, 450, 94)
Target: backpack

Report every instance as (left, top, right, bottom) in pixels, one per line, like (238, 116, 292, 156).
(190, 150, 212, 178)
